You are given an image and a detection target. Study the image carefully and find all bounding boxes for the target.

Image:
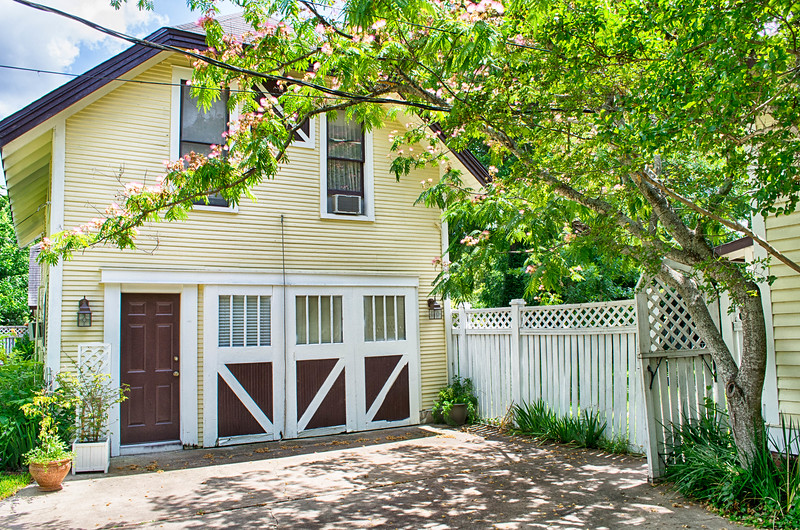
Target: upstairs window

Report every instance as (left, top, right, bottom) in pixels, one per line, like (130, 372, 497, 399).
(326, 113, 365, 215)
(180, 80, 230, 208)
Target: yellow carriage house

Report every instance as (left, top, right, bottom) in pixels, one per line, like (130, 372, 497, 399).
(0, 15, 486, 455)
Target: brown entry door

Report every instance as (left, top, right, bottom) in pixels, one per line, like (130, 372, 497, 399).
(121, 293, 181, 445)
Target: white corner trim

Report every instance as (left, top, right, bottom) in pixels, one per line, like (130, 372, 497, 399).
(319, 116, 375, 221)
(752, 214, 781, 425)
(45, 120, 66, 379)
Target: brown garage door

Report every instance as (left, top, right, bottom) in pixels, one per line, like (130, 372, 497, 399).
(121, 293, 180, 445)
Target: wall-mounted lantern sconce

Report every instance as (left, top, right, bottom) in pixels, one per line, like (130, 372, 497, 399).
(77, 297, 92, 327)
(427, 298, 443, 320)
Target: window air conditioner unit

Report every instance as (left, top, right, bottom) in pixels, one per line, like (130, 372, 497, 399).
(333, 194, 363, 215)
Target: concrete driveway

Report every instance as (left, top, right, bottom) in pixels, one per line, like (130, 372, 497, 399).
(2, 425, 744, 529)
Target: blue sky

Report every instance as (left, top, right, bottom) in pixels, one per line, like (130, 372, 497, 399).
(0, 0, 240, 120)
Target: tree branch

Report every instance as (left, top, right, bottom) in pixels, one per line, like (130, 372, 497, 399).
(639, 169, 800, 275)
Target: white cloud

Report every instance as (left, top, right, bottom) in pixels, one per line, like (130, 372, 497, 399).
(0, 0, 169, 119)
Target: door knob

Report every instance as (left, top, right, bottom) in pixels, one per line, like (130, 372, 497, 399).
(173, 371, 180, 377)
(174, 356, 179, 362)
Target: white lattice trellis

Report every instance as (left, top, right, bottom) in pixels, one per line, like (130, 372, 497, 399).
(642, 279, 705, 353)
(77, 343, 112, 376)
(522, 301, 636, 330)
(466, 309, 512, 329)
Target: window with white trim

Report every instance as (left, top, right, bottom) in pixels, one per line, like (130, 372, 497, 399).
(364, 295, 406, 342)
(296, 295, 343, 345)
(218, 295, 271, 347)
(179, 79, 230, 208)
(321, 114, 373, 220)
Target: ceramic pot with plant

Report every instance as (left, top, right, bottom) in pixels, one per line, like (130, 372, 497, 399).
(22, 388, 75, 491)
(58, 368, 129, 474)
(431, 376, 479, 426)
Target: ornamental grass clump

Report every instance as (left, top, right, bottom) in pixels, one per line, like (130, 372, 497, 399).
(512, 400, 616, 451)
(666, 401, 800, 529)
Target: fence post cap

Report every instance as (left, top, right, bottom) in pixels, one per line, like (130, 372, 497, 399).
(510, 299, 527, 306)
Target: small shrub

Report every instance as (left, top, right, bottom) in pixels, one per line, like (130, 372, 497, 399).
(599, 435, 631, 455)
(432, 376, 479, 425)
(21, 386, 76, 465)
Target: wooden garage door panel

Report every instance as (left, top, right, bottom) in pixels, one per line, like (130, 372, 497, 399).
(374, 364, 410, 422)
(218, 375, 267, 438)
(306, 370, 346, 430)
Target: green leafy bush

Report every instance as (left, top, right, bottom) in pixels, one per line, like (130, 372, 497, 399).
(432, 376, 479, 425)
(10, 335, 35, 362)
(0, 353, 73, 470)
(512, 400, 615, 450)
(0, 357, 43, 470)
(21, 387, 75, 465)
(666, 402, 800, 528)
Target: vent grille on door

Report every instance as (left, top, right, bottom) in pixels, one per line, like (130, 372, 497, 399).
(219, 295, 271, 347)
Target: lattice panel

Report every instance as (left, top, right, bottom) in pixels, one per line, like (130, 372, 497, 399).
(78, 343, 112, 376)
(0, 325, 27, 337)
(644, 280, 705, 352)
(451, 312, 461, 329)
(522, 302, 636, 330)
(467, 310, 512, 329)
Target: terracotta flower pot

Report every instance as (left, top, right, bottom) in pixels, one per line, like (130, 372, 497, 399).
(29, 459, 72, 491)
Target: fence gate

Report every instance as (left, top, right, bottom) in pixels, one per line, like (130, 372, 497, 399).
(636, 275, 727, 480)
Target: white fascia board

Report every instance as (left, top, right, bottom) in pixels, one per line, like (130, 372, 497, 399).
(101, 268, 420, 287)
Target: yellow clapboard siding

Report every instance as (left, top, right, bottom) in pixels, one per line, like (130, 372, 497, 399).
(767, 208, 800, 419)
(57, 54, 452, 425)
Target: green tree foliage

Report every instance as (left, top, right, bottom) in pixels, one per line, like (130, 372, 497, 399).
(41, 0, 800, 461)
(446, 142, 640, 306)
(0, 195, 28, 325)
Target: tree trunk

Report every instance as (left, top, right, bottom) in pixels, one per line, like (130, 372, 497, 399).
(658, 265, 767, 465)
(726, 284, 767, 463)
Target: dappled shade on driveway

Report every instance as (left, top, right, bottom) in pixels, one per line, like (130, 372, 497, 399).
(1, 425, 745, 529)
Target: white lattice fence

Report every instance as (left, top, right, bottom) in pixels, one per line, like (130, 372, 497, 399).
(451, 299, 646, 453)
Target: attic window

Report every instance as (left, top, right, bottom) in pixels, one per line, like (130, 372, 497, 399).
(180, 80, 229, 208)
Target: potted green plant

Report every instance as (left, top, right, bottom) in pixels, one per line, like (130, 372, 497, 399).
(58, 369, 128, 474)
(22, 388, 75, 491)
(432, 376, 479, 426)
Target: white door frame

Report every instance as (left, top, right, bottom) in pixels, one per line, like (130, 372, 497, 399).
(104, 282, 198, 457)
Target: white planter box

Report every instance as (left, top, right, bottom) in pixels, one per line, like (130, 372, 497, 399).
(72, 439, 111, 474)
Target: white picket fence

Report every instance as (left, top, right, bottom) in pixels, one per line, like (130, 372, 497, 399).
(448, 299, 648, 453)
